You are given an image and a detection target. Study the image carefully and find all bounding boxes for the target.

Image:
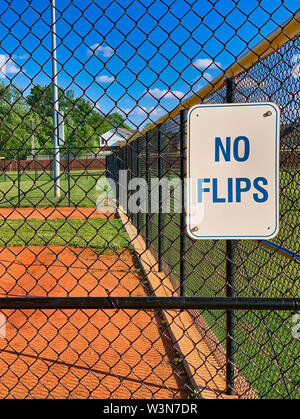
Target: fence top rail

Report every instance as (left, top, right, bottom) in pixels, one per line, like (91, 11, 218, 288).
(122, 8, 300, 147)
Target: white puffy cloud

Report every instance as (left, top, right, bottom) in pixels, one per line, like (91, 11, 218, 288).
(147, 88, 185, 99)
(97, 75, 115, 83)
(88, 44, 114, 57)
(0, 54, 24, 78)
(193, 58, 221, 70)
(12, 53, 29, 60)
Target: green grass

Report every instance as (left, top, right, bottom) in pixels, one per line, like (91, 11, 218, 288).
(0, 170, 105, 208)
(0, 218, 130, 251)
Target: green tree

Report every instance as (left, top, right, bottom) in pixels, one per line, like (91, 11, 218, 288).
(0, 82, 32, 158)
(27, 84, 131, 156)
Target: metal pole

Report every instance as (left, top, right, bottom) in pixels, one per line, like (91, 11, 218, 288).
(124, 146, 129, 214)
(257, 240, 300, 262)
(115, 147, 122, 208)
(68, 148, 71, 206)
(116, 150, 120, 205)
(51, 0, 60, 197)
(145, 131, 150, 248)
(180, 109, 187, 296)
(225, 77, 235, 395)
(136, 137, 140, 233)
(158, 126, 163, 272)
(0, 296, 298, 311)
(17, 153, 21, 207)
(35, 157, 38, 182)
(130, 143, 135, 224)
(131, 145, 134, 222)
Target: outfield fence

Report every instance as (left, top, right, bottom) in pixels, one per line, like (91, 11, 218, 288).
(0, 1, 298, 400)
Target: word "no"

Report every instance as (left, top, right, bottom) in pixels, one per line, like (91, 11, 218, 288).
(215, 136, 250, 162)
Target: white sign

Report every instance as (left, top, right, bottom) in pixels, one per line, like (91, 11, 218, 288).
(187, 103, 280, 240)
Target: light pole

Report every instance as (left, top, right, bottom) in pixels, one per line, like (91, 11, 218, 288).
(51, 0, 60, 197)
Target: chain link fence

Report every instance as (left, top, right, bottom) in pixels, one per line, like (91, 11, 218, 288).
(0, 0, 298, 399)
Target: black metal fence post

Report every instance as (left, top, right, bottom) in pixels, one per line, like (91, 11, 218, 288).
(157, 126, 163, 272)
(115, 150, 120, 206)
(225, 77, 235, 395)
(35, 155, 38, 182)
(17, 153, 21, 207)
(119, 146, 126, 208)
(127, 142, 133, 221)
(145, 131, 150, 248)
(136, 137, 140, 234)
(125, 145, 128, 170)
(130, 143, 134, 223)
(67, 149, 71, 206)
(124, 146, 129, 215)
(180, 109, 187, 296)
(225, 240, 235, 394)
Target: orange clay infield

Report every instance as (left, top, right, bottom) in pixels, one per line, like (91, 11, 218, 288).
(0, 242, 187, 397)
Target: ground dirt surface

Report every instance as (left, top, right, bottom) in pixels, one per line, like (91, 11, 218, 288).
(0, 246, 188, 399)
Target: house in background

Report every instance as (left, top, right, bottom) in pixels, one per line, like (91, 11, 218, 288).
(99, 128, 137, 148)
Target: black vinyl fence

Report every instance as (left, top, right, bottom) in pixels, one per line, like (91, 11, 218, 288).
(116, 27, 300, 399)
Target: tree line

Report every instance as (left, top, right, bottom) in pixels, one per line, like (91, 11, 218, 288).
(0, 82, 129, 159)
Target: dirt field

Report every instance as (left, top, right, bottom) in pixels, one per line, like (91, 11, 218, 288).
(0, 246, 188, 399)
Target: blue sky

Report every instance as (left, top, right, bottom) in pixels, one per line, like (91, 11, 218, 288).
(0, 0, 299, 128)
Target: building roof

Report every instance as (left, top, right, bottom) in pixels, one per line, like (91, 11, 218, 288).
(99, 128, 139, 147)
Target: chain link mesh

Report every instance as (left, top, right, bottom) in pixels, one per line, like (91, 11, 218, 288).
(0, 0, 298, 399)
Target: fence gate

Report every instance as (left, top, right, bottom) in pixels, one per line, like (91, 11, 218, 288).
(0, 0, 299, 400)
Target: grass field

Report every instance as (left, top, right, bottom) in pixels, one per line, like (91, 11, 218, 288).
(0, 170, 105, 208)
(0, 218, 130, 251)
